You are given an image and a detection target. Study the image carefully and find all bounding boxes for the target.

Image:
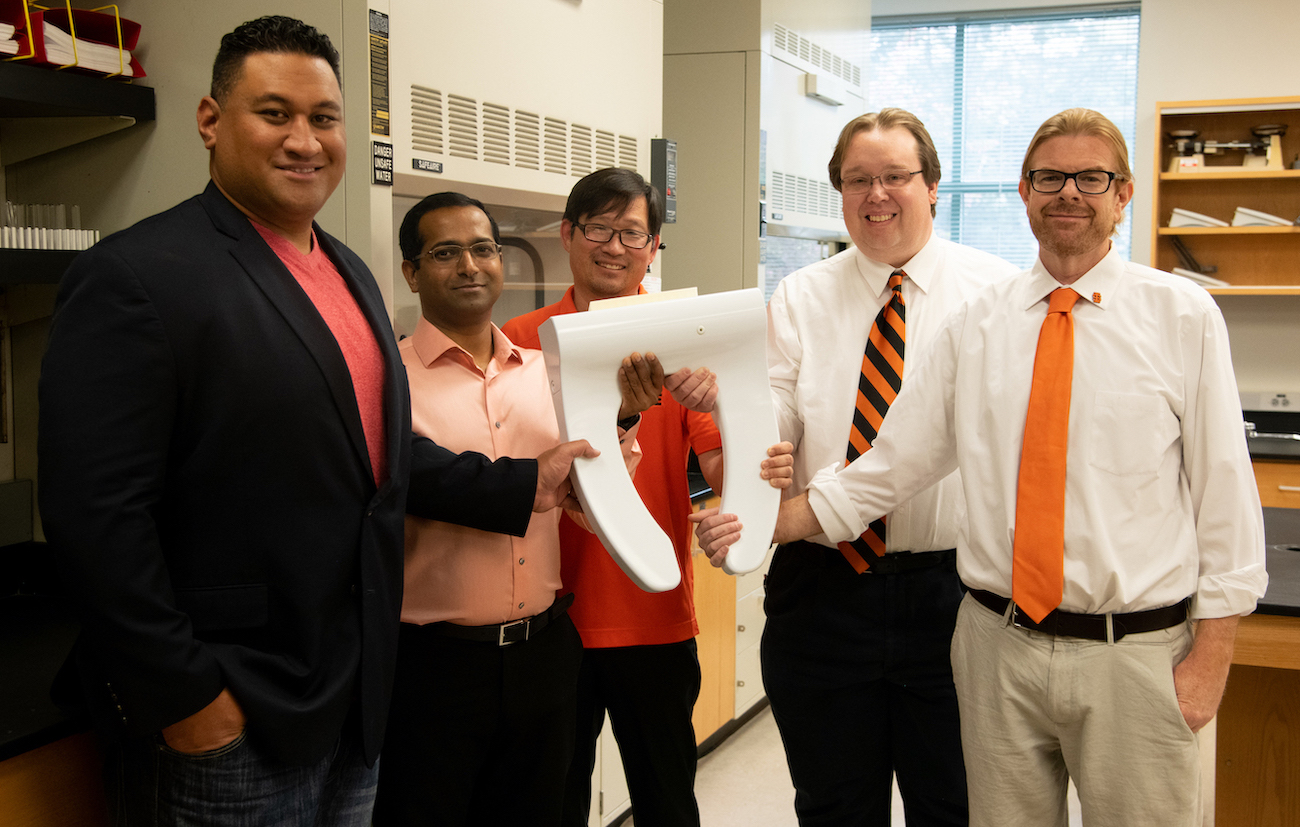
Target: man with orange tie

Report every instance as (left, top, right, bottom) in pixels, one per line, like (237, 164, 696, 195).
(708, 109, 1015, 826)
(695, 108, 1267, 826)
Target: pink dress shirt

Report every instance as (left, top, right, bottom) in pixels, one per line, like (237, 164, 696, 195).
(399, 318, 637, 626)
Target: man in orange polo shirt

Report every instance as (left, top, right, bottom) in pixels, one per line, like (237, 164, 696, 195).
(503, 168, 721, 827)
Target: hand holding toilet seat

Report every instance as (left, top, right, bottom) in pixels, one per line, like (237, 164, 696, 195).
(539, 288, 780, 592)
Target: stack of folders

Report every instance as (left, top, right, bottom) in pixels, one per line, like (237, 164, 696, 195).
(0, 20, 18, 54)
(0, 1, 146, 77)
(1172, 268, 1229, 288)
(1169, 208, 1228, 228)
(1, 203, 99, 251)
(1231, 207, 1294, 227)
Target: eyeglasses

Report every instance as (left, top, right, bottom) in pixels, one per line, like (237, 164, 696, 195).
(575, 222, 655, 250)
(415, 241, 502, 266)
(841, 169, 923, 194)
(1027, 169, 1119, 195)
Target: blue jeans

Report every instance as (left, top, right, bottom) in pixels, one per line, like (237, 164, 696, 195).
(104, 722, 378, 826)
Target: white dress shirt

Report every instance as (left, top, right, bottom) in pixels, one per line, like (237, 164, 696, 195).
(768, 233, 1018, 551)
(807, 246, 1268, 618)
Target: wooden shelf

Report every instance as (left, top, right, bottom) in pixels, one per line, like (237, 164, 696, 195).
(1159, 226, 1299, 235)
(1153, 98, 1300, 290)
(1161, 169, 1300, 181)
(1207, 286, 1300, 296)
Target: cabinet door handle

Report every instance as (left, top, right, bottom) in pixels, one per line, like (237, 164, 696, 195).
(736, 680, 745, 687)
(1280, 485, 1300, 493)
(737, 624, 746, 632)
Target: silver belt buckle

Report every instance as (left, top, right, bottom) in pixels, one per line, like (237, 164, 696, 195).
(1009, 603, 1033, 631)
(498, 617, 531, 646)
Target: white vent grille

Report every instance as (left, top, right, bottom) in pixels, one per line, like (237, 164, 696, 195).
(595, 130, 616, 170)
(482, 103, 510, 166)
(544, 117, 567, 175)
(514, 110, 540, 170)
(447, 94, 478, 161)
(618, 135, 637, 169)
(408, 85, 639, 176)
(772, 23, 862, 87)
(570, 124, 593, 177)
(411, 86, 444, 154)
(770, 170, 841, 221)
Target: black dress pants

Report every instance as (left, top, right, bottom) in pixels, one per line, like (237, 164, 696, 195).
(560, 639, 702, 827)
(373, 612, 583, 827)
(761, 542, 968, 827)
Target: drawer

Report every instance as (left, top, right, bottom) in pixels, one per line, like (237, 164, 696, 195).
(735, 641, 765, 714)
(736, 588, 765, 652)
(1254, 460, 1300, 509)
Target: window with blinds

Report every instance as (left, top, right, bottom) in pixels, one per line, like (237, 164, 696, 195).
(869, 5, 1141, 268)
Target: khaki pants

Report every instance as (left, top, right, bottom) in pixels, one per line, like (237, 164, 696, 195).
(951, 593, 1200, 827)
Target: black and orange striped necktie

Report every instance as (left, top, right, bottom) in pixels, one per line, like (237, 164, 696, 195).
(837, 270, 905, 573)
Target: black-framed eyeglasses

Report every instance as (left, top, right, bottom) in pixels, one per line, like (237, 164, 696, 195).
(1027, 169, 1119, 195)
(840, 169, 923, 194)
(415, 241, 502, 266)
(575, 222, 655, 250)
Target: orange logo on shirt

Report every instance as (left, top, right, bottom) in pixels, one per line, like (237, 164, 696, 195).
(1093, 292, 1101, 304)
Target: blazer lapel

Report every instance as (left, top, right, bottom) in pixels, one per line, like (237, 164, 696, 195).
(198, 184, 374, 480)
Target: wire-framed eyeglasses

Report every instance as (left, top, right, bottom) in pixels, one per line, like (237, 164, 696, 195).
(415, 242, 503, 266)
(1026, 169, 1119, 195)
(575, 222, 655, 250)
(841, 169, 923, 194)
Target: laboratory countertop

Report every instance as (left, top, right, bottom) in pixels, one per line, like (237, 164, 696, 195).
(3, 507, 1299, 764)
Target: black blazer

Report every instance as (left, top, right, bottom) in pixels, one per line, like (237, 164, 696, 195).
(38, 184, 535, 766)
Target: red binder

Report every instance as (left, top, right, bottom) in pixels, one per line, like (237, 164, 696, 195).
(1, 1, 145, 78)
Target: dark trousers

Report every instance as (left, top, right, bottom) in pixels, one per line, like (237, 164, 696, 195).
(561, 639, 702, 827)
(762, 542, 968, 827)
(373, 612, 583, 827)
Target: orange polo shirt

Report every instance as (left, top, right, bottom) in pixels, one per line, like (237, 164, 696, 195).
(503, 287, 723, 648)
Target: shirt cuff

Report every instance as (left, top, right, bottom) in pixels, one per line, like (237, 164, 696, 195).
(805, 462, 868, 544)
(1192, 563, 1269, 619)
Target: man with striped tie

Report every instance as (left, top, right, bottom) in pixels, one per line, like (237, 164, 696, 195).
(699, 109, 1268, 826)
(710, 109, 1016, 826)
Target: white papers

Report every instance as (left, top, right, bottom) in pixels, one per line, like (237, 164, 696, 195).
(1172, 267, 1229, 288)
(41, 21, 136, 77)
(1169, 208, 1228, 228)
(1231, 206, 1292, 227)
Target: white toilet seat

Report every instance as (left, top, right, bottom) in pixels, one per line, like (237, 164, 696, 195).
(539, 288, 779, 592)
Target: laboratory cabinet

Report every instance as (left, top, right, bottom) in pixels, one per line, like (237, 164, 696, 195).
(1254, 459, 1300, 509)
(1151, 96, 1300, 295)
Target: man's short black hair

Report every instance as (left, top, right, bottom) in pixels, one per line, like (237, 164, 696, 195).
(399, 192, 501, 262)
(563, 168, 665, 237)
(210, 16, 341, 103)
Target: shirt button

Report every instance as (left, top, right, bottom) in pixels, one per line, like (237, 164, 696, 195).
(518, 602, 525, 609)
(519, 558, 525, 565)
(495, 421, 502, 429)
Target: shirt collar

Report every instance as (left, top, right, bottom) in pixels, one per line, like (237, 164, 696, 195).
(1022, 243, 1125, 312)
(851, 232, 938, 300)
(410, 316, 522, 372)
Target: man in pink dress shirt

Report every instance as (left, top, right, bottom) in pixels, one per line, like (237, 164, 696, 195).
(374, 192, 724, 826)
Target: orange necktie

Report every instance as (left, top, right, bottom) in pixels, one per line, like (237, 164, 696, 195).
(1012, 287, 1079, 622)
(838, 271, 905, 573)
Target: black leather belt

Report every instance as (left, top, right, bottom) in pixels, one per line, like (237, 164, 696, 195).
(969, 589, 1189, 642)
(782, 540, 955, 575)
(425, 592, 574, 646)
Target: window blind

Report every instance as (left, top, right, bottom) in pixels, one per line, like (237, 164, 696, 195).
(870, 5, 1141, 268)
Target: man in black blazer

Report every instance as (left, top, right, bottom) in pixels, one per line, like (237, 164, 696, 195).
(37, 16, 591, 826)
